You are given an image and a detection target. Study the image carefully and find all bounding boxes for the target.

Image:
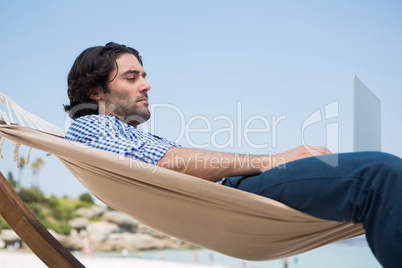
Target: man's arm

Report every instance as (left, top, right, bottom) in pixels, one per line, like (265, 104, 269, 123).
(157, 145, 331, 182)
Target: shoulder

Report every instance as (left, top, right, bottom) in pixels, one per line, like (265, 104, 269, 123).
(65, 114, 120, 139)
(74, 114, 113, 124)
(70, 114, 108, 129)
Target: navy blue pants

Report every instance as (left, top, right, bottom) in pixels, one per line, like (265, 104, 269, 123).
(224, 152, 402, 267)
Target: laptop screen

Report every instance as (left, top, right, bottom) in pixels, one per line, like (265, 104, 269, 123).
(353, 75, 381, 152)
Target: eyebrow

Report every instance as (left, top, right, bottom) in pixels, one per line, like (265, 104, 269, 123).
(123, 70, 147, 77)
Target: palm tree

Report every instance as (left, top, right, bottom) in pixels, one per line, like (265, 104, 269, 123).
(31, 158, 44, 188)
(17, 156, 26, 190)
(7, 171, 16, 189)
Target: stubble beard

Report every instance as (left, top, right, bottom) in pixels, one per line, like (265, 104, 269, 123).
(104, 91, 151, 127)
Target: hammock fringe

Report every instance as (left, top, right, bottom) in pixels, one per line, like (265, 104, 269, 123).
(1, 92, 62, 164)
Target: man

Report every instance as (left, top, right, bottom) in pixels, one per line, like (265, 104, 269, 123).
(65, 42, 401, 267)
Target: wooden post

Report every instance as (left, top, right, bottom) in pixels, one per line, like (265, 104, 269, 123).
(0, 172, 85, 267)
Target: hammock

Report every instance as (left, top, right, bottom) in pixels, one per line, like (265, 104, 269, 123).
(0, 93, 364, 262)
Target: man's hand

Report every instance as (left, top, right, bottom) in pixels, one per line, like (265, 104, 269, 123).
(263, 145, 332, 172)
(157, 145, 331, 182)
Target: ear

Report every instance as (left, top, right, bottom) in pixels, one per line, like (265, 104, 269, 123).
(89, 87, 107, 115)
(88, 87, 105, 102)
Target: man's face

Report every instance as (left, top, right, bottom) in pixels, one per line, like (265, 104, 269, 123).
(103, 53, 151, 126)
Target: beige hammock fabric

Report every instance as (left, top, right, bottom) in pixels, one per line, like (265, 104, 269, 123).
(0, 124, 365, 261)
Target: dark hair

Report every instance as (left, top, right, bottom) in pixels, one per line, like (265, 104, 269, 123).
(64, 42, 143, 119)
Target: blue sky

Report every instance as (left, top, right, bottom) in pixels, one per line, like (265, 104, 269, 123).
(1, 0, 401, 199)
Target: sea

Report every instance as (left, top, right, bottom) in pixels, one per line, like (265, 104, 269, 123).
(98, 236, 381, 268)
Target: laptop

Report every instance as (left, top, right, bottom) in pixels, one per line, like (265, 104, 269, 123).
(353, 75, 381, 152)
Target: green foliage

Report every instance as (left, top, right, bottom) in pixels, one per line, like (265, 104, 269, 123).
(25, 201, 72, 235)
(18, 157, 26, 169)
(75, 200, 94, 209)
(0, 216, 11, 231)
(7, 171, 16, 189)
(46, 195, 60, 207)
(31, 158, 44, 175)
(48, 197, 76, 221)
(3, 157, 87, 236)
(51, 221, 72, 235)
(17, 187, 45, 203)
(26, 203, 48, 222)
(9, 185, 99, 236)
(89, 216, 102, 222)
(78, 193, 94, 204)
(19, 192, 75, 235)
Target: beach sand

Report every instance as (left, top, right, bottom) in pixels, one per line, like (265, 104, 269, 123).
(0, 250, 227, 268)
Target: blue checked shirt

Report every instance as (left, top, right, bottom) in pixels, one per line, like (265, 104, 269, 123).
(65, 114, 180, 165)
(65, 114, 226, 184)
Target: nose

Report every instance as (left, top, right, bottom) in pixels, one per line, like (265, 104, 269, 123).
(140, 78, 151, 93)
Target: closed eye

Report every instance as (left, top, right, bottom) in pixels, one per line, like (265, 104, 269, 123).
(124, 70, 146, 81)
